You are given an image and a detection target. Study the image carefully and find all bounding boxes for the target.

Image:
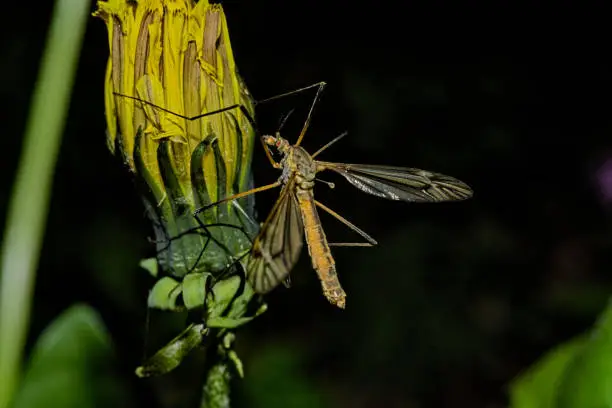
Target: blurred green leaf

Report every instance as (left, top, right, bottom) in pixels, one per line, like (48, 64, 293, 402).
(85, 216, 148, 312)
(509, 335, 587, 408)
(510, 300, 612, 408)
(243, 344, 329, 408)
(11, 304, 131, 408)
(555, 300, 612, 408)
(544, 283, 611, 319)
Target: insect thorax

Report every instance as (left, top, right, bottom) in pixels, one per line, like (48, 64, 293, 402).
(285, 146, 316, 189)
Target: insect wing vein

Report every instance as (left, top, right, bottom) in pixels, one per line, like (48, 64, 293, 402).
(318, 162, 473, 202)
(247, 178, 304, 293)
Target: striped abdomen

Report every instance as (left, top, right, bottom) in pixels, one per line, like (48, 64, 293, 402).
(296, 188, 346, 308)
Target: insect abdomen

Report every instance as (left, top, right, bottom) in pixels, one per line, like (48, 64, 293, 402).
(296, 189, 346, 308)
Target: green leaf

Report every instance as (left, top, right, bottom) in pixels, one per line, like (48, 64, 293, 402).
(555, 300, 612, 408)
(139, 257, 159, 278)
(183, 272, 210, 310)
(207, 275, 242, 318)
(148, 276, 182, 310)
(11, 304, 130, 408)
(136, 323, 206, 378)
(508, 335, 587, 408)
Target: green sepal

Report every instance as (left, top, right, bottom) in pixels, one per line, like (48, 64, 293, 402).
(207, 275, 242, 318)
(190, 135, 215, 215)
(183, 272, 211, 310)
(228, 350, 244, 378)
(206, 271, 267, 328)
(134, 128, 175, 275)
(207, 303, 267, 329)
(135, 324, 207, 378)
(157, 140, 205, 277)
(148, 276, 182, 310)
(211, 136, 229, 222)
(207, 315, 255, 329)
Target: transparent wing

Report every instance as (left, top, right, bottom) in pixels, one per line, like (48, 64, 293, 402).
(317, 162, 473, 202)
(247, 177, 304, 294)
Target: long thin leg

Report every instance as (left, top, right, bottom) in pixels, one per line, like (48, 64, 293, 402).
(187, 234, 212, 273)
(217, 249, 251, 280)
(314, 199, 378, 246)
(116, 91, 274, 166)
(154, 219, 255, 275)
(151, 222, 253, 247)
(260, 135, 280, 168)
(327, 243, 373, 247)
(152, 222, 252, 264)
(114, 92, 256, 126)
(114, 92, 281, 168)
(185, 217, 250, 274)
(311, 132, 348, 159)
(256, 81, 327, 105)
(116, 81, 327, 149)
(154, 219, 213, 275)
(116, 81, 327, 130)
(189, 221, 244, 255)
(194, 181, 282, 216)
(295, 82, 327, 146)
(257, 82, 328, 159)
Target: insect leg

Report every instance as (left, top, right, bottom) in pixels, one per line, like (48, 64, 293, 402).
(258, 82, 327, 165)
(187, 232, 212, 274)
(151, 222, 253, 253)
(153, 220, 254, 275)
(294, 82, 327, 146)
(194, 181, 282, 216)
(260, 135, 281, 168)
(186, 217, 250, 274)
(311, 131, 348, 159)
(246, 81, 329, 148)
(314, 199, 378, 246)
(114, 90, 273, 169)
(114, 91, 276, 168)
(113, 92, 257, 128)
(256, 82, 327, 105)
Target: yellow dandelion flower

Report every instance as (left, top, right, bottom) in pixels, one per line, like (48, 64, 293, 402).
(94, 0, 267, 379)
(94, 0, 257, 277)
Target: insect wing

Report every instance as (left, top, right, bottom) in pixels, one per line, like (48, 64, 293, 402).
(247, 178, 304, 293)
(317, 162, 473, 202)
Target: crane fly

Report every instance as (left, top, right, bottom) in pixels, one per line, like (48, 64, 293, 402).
(196, 82, 473, 308)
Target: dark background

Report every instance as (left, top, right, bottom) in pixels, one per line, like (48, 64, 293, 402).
(2, 1, 612, 407)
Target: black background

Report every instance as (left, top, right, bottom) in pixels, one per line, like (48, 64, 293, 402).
(2, 1, 612, 407)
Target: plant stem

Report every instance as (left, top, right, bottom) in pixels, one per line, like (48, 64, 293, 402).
(201, 359, 232, 408)
(0, 0, 90, 406)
